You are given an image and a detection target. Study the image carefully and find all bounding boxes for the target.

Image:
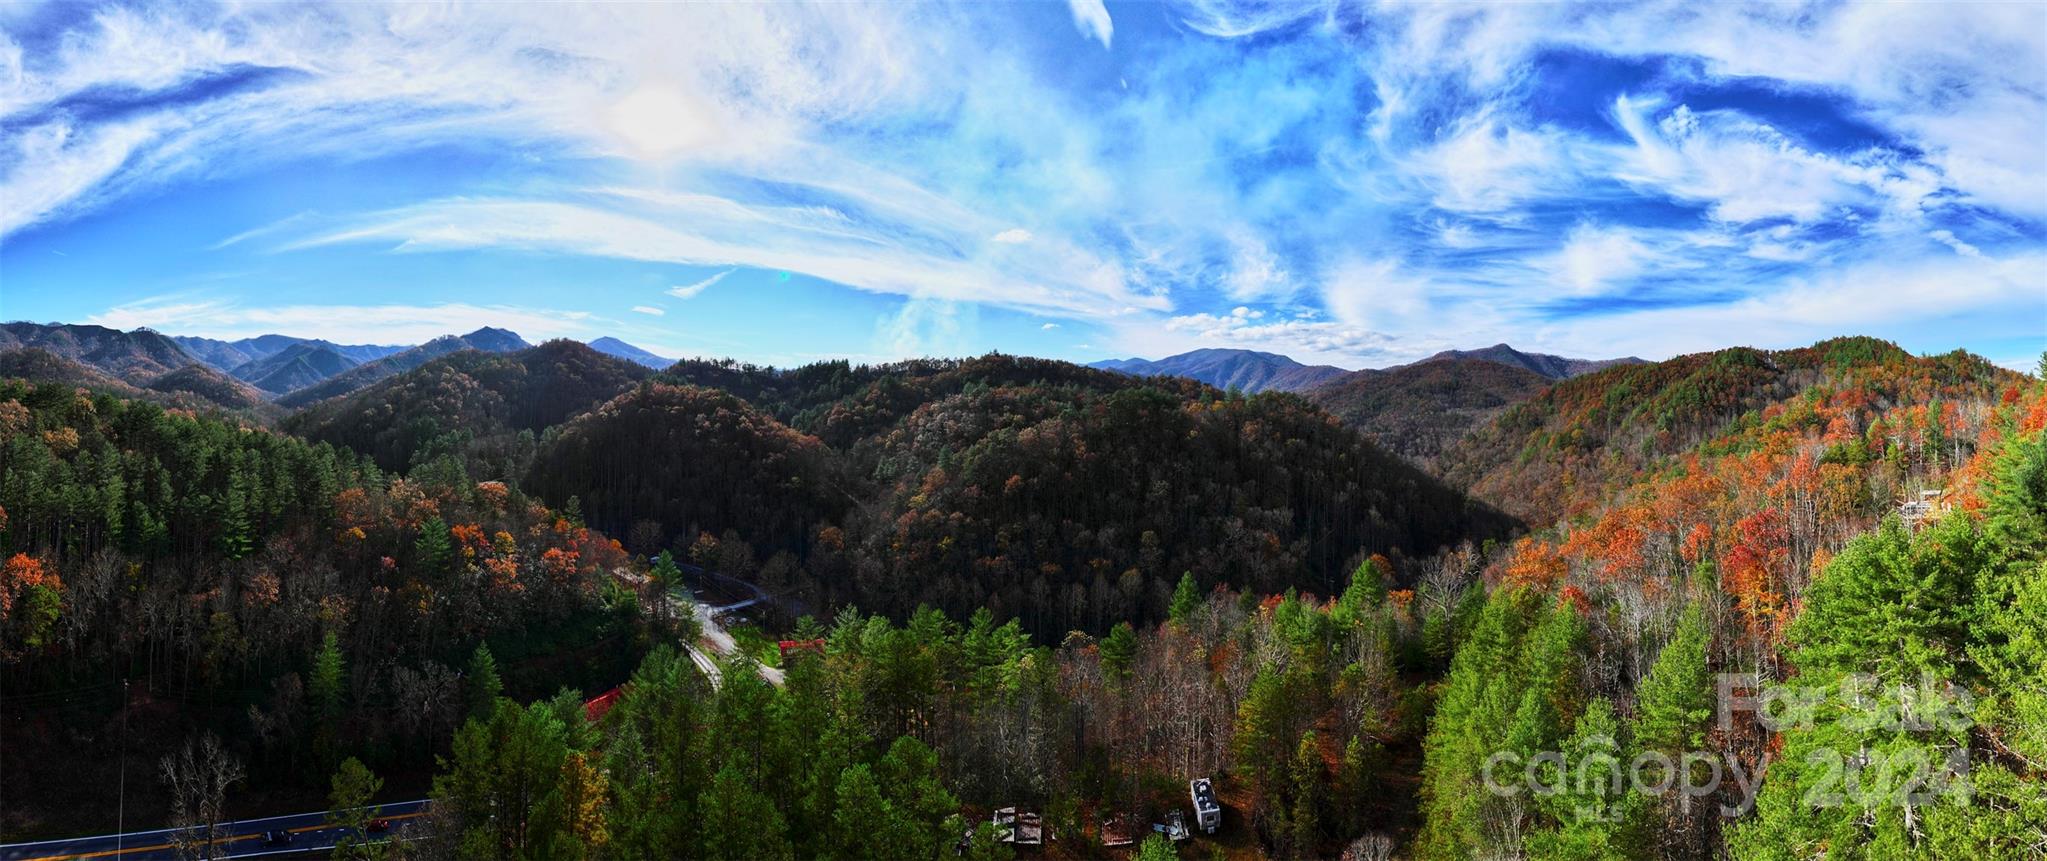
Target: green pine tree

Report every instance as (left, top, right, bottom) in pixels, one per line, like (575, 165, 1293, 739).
(1169, 571, 1202, 625)
(466, 643, 504, 719)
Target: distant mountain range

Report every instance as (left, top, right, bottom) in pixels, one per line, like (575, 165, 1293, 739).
(173, 334, 405, 374)
(2, 321, 677, 408)
(1089, 348, 1348, 393)
(6, 318, 1637, 435)
(1089, 344, 1642, 395)
(275, 327, 534, 407)
(1087, 344, 1644, 462)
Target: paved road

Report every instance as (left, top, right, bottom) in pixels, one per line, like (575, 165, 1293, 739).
(0, 801, 428, 861)
(674, 586, 785, 688)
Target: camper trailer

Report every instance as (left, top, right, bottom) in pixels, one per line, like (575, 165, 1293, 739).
(1190, 777, 1222, 834)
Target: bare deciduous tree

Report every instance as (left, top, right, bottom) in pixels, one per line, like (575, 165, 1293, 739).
(160, 734, 245, 860)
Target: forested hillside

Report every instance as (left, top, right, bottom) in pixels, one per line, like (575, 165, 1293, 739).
(1408, 345, 2047, 860)
(0, 376, 646, 837)
(1305, 358, 1553, 465)
(1442, 337, 2019, 526)
(0, 324, 275, 410)
(0, 322, 195, 385)
(529, 354, 1511, 636)
(283, 340, 651, 475)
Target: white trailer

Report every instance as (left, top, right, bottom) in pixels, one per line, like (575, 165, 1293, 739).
(1189, 777, 1221, 834)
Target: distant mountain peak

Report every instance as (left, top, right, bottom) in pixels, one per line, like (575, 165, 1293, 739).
(587, 337, 673, 369)
(1416, 344, 1643, 380)
(1088, 347, 1347, 393)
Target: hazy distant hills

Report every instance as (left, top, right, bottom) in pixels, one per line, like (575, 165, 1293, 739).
(173, 334, 405, 373)
(588, 336, 673, 369)
(230, 342, 361, 394)
(1089, 348, 1347, 393)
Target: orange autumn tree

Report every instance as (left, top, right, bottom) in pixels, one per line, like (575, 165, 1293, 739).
(1722, 509, 1790, 635)
(1, 553, 64, 652)
(1502, 537, 1567, 589)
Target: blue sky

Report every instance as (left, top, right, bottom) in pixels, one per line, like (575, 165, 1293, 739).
(1, 1, 2042, 369)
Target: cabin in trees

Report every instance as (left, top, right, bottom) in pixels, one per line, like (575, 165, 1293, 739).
(1897, 488, 1949, 527)
(992, 807, 1045, 845)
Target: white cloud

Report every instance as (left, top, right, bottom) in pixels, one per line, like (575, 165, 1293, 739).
(606, 85, 720, 159)
(1222, 231, 1290, 301)
(1159, 311, 1387, 363)
(1928, 229, 1983, 258)
(991, 228, 1033, 244)
(1172, 0, 1330, 38)
(1319, 258, 1433, 332)
(1065, 0, 1113, 49)
(1609, 98, 1907, 226)
(1546, 224, 1649, 296)
(631, 305, 665, 316)
(878, 297, 973, 358)
(668, 269, 734, 299)
(1406, 117, 1578, 214)
(1041, 322, 1060, 330)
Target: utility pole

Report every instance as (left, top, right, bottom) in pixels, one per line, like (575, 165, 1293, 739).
(117, 678, 129, 856)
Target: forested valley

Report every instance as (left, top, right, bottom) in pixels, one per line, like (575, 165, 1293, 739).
(2, 335, 2043, 860)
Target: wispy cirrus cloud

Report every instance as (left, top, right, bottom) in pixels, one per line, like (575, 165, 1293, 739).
(667, 270, 733, 300)
(3, 0, 2041, 368)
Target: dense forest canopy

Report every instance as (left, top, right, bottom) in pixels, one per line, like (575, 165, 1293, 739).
(528, 354, 1512, 636)
(1, 335, 2043, 861)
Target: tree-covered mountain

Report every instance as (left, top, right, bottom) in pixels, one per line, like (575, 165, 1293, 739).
(586, 336, 672, 369)
(1090, 347, 1349, 393)
(0, 322, 196, 384)
(282, 339, 650, 475)
(143, 362, 268, 409)
(0, 347, 139, 394)
(0, 324, 283, 410)
(276, 327, 533, 408)
(531, 353, 1514, 636)
(1304, 358, 1553, 465)
(1411, 343, 1643, 380)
